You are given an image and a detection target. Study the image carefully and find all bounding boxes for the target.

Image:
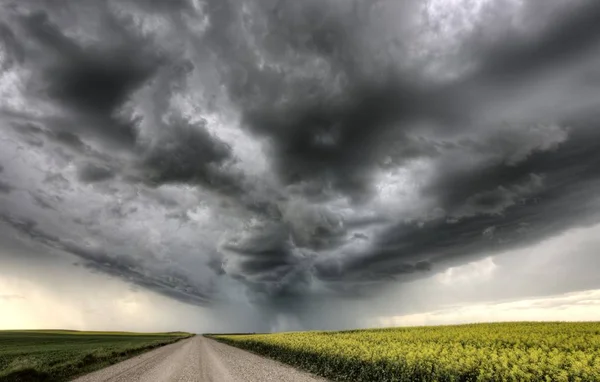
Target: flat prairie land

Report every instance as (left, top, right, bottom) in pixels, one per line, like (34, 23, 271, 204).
(210, 321, 600, 382)
(0, 330, 192, 381)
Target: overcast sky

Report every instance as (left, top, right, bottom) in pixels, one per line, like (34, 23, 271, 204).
(1, 0, 600, 333)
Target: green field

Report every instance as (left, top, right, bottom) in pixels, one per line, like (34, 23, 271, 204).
(0, 330, 193, 381)
(210, 322, 600, 382)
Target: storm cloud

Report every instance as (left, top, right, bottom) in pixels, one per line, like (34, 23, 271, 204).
(1, 0, 600, 331)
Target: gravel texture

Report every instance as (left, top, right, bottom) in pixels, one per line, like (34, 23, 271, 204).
(73, 335, 327, 382)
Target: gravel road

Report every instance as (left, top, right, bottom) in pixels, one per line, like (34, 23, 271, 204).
(73, 336, 327, 382)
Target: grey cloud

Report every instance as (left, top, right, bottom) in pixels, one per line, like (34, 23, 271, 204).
(52, 147, 75, 163)
(314, 124, 600, 282)
(239, 68, 440, 201)
(165, 210, 191, 226)
(474, 1, 600, 84)
(281, 200, 345, 250)
(2, 0, 600, 330)
(214, 199, 357, 300)
(11, 121, 101, 158)
(120, 0, 194, 13)
(414, 261, 432, 272)
(206, 253, 225, 276)
(10, 122, 46, 147)
(43, 172, 70, 189)
(460, 124, 569, 166)
(316, 256, 433, 285)
(434, 1, 600, 125)
(139, 188, 181, 209)
(107, 203, 138, 219)
(0, 214, 61, 246)
(0, 22, 23, 70)
(77, 162, 116, 183)
(450, 174, 544, 219)
(0, 213, 214, 305)
(137, 115, 241, 194)
(332, 135, 600, 284)
(29, 192, 58, 210)
(426, 125, 599, 219)
(220, 221, 313, 301)
(64, 242, 213, 306)
(9, 8, 163, 148)
(198, 1, 445, 201)
(0, 179, 13, 194)
(51, 131, 86, 151)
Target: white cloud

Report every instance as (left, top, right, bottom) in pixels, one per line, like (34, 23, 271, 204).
(375, 289, 600, 328)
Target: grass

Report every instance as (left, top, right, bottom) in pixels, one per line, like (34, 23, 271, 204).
(0, 330, 193, 381)
(209, 321, 600, 382)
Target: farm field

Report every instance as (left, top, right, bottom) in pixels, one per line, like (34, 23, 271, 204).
(210, 322, 600, 382)
(0, 330, 192, 381)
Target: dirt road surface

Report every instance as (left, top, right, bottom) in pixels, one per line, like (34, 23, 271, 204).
(73, 336, 327, 382)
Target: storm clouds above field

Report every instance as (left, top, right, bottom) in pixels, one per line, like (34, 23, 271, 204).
(1, 0, 600, 331)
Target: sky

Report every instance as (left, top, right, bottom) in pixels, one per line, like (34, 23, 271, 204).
(1, 0, 600, 333)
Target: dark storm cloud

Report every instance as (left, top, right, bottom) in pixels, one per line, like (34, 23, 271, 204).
(4, 4, 244, 194)
(474, 1, 600, 83)
(206, 253, 225, 276)
(0, 164, 9, 193)
(9, 122, 44, 147)
(107, 203, 138, 219)
(0, 214, 60, 246)
(424, 126, 596, 219)
(204, 0, 600, 301)
(2, 0, 600, 325)
(220, 221, 313, 301)
(10, 122, 99, 156)
(139, 188, 181, 209)
(324, 126, 600, 282)
(77, 162, 116, 183)
(51, 131, 86, 151)
(436, 1, 600, 122)
(200, 0, 444, 200)
(0, 212, 213, 305)
(165, 210, 190, 223)
(0, 22, 23, 70)
(137, 115, 242, 194)
(64, 242, 213, 306)
(221, 223, 297, 277)
(241, 80, 435, 200)
(232, 0, 600, 202)
(10, 8, 162, 148)
(122, 0, 194, 13)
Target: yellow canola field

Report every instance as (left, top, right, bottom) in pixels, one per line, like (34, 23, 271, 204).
(212, 322, 600, 382)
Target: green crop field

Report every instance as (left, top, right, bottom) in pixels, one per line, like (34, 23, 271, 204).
(0, 330, 193, 381)
(210, 322, 600, 382)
